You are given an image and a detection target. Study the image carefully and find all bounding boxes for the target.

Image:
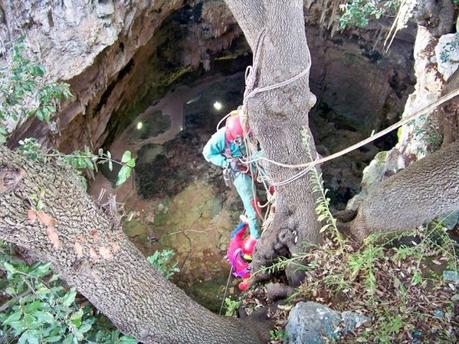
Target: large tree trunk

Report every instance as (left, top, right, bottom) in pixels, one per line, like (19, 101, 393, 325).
(224, 0, 321, 285)
(349, 140, 459, 241)
(0, 146, 262, 344)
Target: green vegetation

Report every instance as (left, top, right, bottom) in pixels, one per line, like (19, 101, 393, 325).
(269, 329, 287, 342)
(0, 242, 179, 344)
(302, 130, 342, 243)
(267, 216, 458, 342)
(262, 130, 458, 342)
(408, 115, 444, 154)
(262, 213, 457, 341)
(222, 297, 241, 317)
(0, 242, 137, 344)
(0, 39, 71, 144)
(146, 249, 180, 280)
(17, 138, 135, 188)
(339, 0, 400, 29)
(0, 40, 135, 187)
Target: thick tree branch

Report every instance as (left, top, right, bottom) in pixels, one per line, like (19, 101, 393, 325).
(0, 146, 262, 344)
(350, 140, 459, 241)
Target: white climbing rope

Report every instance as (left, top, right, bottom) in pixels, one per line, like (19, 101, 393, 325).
(242, 88, 459, 175)
(234, 27, 459, 188)
(227, 26, 459, 217)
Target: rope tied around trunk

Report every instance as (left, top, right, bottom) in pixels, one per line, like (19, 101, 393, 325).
(237, 31, 459, 188)
(239, 29, 314, 206)
(240, 29, 312, 119)
(234, 29, 459, 229)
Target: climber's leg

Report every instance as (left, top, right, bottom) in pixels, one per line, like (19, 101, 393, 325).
(233, 173, 259, 239)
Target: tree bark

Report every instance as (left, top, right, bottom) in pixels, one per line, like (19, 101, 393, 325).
(349, 140, 459, 241)
(0, 146, 262, 344)
(224, 0, 321, 285)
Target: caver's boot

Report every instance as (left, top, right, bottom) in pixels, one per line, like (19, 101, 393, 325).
(238, 278, 252, 291)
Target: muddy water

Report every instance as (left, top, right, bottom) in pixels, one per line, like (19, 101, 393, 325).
(89, 72, 246, 311)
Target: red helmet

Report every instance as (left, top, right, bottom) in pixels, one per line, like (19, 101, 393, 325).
(225, 111, 249, 142)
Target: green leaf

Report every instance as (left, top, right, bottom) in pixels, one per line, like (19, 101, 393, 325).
(63, 88, 73, 99)
(120, 336, 138, 344)
(34, 311, 54, 324)
(126, 158, 136, 168)
(30, 262, 51, 277)
(36, 286, 51, 296)
(31, 65, 45, 77)
(5, 284, 17, 296)
(62, 334, 74, 344)
(320, 224, 332, 233)
(23, 313, 36, 327)
(4, 262, 18, 274)
(79, 322, 92, 334)
(3, 310, 22, 325)
(317, 214, 328, 222)
(121, 150, 132, 163)
(70, 308, 83, 327)
(61, 290, 77, 307)
(9, 320, 27, 334)
(116, 165, 132, 187)
(18, 330, 38, 344)
(24, 301, 43, 314)
(45, 335, 62, 343)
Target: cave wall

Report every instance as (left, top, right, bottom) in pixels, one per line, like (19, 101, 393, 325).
(346, 7, 459, 212)
(1, 0, 189, 150)
(1, 0, 415, 154)
(2, 0, 248, 152)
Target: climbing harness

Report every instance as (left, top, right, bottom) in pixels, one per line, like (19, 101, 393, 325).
(236, 28, 313, 223)
(226, 26, 459, 233)
(222, 167, 232, 187)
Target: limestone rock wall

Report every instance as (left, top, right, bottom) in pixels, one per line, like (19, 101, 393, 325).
(1, 0, 187, 149)
(1, 0, 247, 151)
(347, 7, 459, 211)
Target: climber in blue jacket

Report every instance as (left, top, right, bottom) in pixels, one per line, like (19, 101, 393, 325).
(202, 110, 259, 247)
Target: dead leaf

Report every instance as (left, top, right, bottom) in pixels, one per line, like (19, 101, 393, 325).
(99, 246, 113, 259)
(27, 209, 37, 224)
(277, 304, 293, 311)
(37, 211, 56, 227)
(47, 226, 60, 249)
(74, 242, 83, 258)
